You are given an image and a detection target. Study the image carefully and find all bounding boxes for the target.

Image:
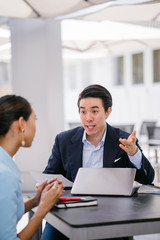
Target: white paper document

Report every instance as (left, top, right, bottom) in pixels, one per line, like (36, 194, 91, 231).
(30, 171, 73, 188)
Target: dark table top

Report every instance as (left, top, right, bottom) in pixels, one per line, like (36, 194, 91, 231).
(51, 191, 160, 228)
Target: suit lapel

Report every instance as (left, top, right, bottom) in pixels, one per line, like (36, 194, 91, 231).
(103, 124, 121, 167)
(68, 125, 121, 180)
(68, 127, 84, 181)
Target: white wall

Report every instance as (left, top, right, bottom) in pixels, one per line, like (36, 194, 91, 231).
(109, 48, 160, 136)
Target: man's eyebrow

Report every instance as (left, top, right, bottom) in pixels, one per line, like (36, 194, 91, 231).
(91, 106, 99, 109)
(79, 106, 99, 109)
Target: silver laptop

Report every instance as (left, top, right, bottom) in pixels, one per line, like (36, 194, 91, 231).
(71, 168, 138, 196)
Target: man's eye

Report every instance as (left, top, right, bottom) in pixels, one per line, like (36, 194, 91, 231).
(80, 111, 85, 114)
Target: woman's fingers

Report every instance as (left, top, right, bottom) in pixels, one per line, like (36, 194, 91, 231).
(47, 178, 58, 184)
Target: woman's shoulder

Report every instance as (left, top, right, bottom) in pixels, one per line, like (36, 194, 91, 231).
(0, 163, 18, 189)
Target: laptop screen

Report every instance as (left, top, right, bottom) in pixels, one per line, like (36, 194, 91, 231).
(71, 168, 137, 196)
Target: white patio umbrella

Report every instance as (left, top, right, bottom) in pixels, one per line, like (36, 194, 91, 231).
(0, 0, 159, 21)
(1, 0, 160, 57)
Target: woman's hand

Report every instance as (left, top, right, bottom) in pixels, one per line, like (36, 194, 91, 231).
(37, 179, 65, 218)
(18, 179, 65, 240)
(34, 178, 58, 206)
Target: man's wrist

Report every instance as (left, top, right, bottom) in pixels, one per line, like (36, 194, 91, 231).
(128, 148, 142, 169)
(128, 146, 138, 156)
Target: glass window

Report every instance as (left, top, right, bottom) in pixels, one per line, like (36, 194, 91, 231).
(0, 62, 11, 85)
(115, 56, 124, 85)
(132, 53, 143, 84)
(68, 63, 77, 89)
(81, 60, 91, 88)
(0, 23, 12, 96)
(153, 49, 160, 83)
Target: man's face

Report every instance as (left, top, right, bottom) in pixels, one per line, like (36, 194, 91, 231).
(79, 97, 111, 140)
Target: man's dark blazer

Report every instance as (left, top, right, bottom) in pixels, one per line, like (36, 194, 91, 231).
(44, 123, 154, 184)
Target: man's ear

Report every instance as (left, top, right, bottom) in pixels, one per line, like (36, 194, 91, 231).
(105, 107, 112, 119)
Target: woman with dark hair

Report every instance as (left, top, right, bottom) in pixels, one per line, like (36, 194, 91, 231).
(0, 95, 64, 240)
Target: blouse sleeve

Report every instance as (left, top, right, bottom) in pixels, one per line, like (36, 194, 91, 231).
(0, 170, 24, 240)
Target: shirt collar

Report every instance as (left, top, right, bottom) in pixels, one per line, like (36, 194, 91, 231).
(82, 125, 107, 147)
(0, 146, 23, 183)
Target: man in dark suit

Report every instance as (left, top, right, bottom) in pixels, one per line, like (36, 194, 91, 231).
(41, 84, 154, 240)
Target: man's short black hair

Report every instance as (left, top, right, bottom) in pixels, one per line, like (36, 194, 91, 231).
(77, 84, 112, 111)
